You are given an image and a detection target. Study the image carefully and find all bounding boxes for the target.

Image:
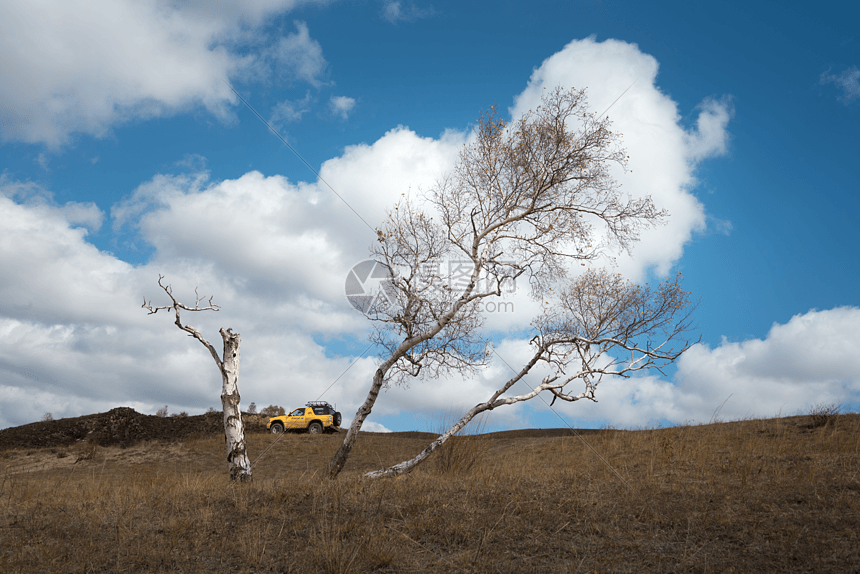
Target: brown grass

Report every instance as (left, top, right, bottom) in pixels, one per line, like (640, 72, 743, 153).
(1, 413, 858, 573)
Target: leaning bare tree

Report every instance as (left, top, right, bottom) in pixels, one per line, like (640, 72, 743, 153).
(143, 276, 252, 482)
(328, 86, 693, 479)
(364, 269, 693, 478)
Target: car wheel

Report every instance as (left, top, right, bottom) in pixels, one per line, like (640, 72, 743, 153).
(270, 423, 284, 434)
(308, 421, 323, 434)
(333, 412, 342, 427)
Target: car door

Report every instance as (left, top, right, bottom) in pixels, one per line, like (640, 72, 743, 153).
(285, 407, 306, 430)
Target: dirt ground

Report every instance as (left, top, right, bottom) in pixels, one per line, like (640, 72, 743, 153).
(0, 407, 583, 452)
(1, 411, 858, 573)
(0, 408, 580, 476)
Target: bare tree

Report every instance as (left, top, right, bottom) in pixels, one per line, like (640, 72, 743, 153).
(143, 276, 251, 482)
(328, 87, 688, 478)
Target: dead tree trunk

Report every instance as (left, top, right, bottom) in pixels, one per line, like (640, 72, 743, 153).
(219, 328, 251, 482)
(143, 277, 252, 482)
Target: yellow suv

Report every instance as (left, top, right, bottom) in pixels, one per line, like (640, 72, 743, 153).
(266, 401, 342, 434)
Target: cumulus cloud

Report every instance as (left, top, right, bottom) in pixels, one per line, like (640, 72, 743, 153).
(113, 126, 464, 304)
(535, 307, 860, 428)
(672, 307, 860, 419)
(362, 421, 393, 432)
(510, 37, 733, 280)
(0, 0, 327, 146)
(821, 66, 860, 103)
(0, 174, 103, 233)
(329, 95, 357, 119)
(0, 187, 130, 328)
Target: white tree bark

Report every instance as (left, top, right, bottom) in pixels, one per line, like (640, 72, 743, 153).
(362, 408, 476, 479)
(328, 368, 386, 477)
(143, 277, 251, 482)
(219, 328, 251, 482)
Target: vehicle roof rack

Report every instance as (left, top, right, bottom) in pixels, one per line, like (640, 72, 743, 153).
(306, 401, 334, 408)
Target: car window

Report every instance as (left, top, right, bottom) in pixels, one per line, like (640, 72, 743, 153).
(312, 407, 325, 415)
(289, 408, 305, 417)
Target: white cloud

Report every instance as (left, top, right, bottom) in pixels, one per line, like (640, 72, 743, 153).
(821, 66, 860, 103)
(381, 1, 435, 24)
(362, 421, 393, 432)
(0, 193, 128, 328)
(684, 96, 734, 162)
(271, 92, 314, 125)
(672, 307, 860, 420)
(0, 0, 328, 146)
(516, 307, 860, 428)
(0, 124, 469, 429)
(112, 126, 464, 310)
(36, 153, 49, 170)
(271, 21, 330, 87)
(509, 36, 733, 280)
(329, 95, 357, 119)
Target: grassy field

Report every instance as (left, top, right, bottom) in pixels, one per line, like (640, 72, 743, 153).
(1, 412, 858, 573)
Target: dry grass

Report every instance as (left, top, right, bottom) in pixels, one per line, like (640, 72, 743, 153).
(1, 413, 859, 573)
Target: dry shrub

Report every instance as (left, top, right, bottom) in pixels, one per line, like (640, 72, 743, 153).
(72, 438, 100, 462)
(429, 411, 488, 475)
(310, 516, 395, 574)
(432, 434, 489, 475)
(243, 413, 267, 428)
(808, 401, 841, 428)
(259, 404, 285, 417)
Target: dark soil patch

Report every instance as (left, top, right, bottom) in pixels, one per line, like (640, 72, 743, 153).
(0, 407, 269, 450)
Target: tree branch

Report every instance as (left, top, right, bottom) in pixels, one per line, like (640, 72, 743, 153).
(142, 275, 223, 370)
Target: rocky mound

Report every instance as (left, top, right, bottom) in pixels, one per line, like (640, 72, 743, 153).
(0, 407, 269, 450)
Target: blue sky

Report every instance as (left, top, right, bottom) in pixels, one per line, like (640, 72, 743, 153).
(1, 0, 858, 432)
